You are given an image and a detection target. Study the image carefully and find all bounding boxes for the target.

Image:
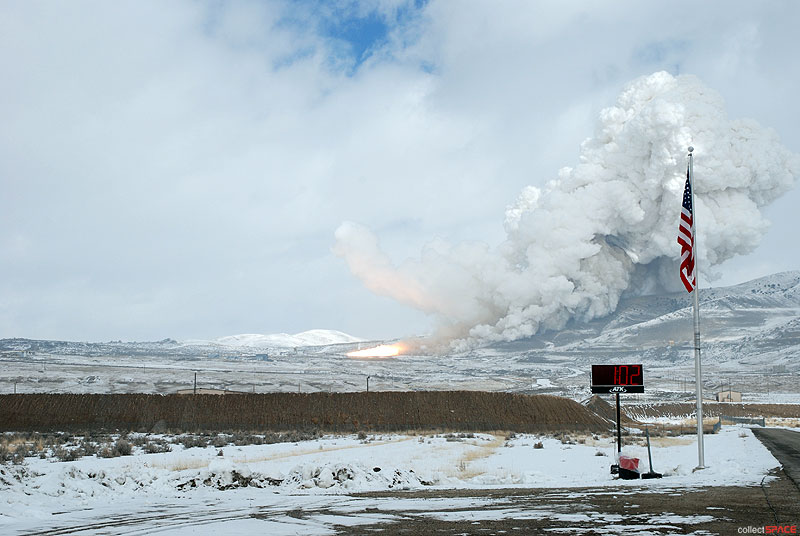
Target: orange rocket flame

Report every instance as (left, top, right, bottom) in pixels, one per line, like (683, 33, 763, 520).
(346, 343, 405, 358)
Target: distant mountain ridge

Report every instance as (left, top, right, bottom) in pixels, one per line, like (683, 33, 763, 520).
(0, 329, 364, 357)
(2, 272, 799, 370)
(498, 270, 800, 369)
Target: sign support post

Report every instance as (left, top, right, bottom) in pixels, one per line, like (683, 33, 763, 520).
(616, 392, 621, 457)
(591, 364, 644, 475)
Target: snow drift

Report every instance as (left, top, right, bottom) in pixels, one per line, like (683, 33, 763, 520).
(334, 72, 799, 350)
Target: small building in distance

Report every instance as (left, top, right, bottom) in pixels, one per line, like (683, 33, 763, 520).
(716, 390, 742, 402)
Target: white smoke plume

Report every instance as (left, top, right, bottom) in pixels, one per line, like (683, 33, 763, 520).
(334, 72, 799, 350)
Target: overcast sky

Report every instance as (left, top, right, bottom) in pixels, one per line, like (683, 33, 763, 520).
(2, 1, 799, 342)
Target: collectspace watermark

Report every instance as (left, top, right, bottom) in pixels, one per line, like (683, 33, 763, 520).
(738, 526, 798, 534)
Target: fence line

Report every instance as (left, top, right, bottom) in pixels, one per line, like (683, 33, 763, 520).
(714, 414, 766, 432)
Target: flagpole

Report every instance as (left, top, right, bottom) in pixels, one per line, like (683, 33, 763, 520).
(689, 146, 705, 469)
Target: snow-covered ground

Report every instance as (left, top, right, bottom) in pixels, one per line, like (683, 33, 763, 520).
(0, 427, 780, 534)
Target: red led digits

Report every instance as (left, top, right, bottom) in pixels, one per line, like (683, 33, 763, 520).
(591, 364, 644, 393)
(615, 365, 628, 385)
(630, 365, 641, 385)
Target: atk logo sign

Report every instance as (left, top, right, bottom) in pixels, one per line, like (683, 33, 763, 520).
(609, 386, 627, 393)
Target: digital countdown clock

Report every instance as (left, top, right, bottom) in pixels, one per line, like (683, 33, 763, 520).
(591, 364, 644, 394)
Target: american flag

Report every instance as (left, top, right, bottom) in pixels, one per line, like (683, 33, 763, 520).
(677, 167, 696, 292)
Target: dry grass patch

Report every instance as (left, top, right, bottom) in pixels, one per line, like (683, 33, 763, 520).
(450, 434, 505, 479)
(765, 418, 800, 428)
(234, 435, 415, 465)
(146, 458, 210, 471)
(649, 436, 695, 447)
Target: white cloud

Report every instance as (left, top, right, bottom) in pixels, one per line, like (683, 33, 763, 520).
(1, 0, 798, 341)
(335, 73, 799, 348)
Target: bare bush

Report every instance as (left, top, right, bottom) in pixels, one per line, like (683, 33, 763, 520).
(115, 439, 132, 456)
(144, 439, 171, 454)
(211, 435, 229, 448)
(53, 447, 81, 462)
(98, 439, 132, 458)
(128, 434, 149, 448)
(179, 436, 208, 449)
(231, 433, 264, 446)
(79, 441, 99, 457)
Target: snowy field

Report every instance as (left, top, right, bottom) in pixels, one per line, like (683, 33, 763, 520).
(3, 345, 798, 406)
(0, 426, 779, 535)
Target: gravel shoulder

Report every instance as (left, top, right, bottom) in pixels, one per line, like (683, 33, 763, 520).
(341, 471, 800, 534)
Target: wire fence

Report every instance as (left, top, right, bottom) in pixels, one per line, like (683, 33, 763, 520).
(714, 414, 766, 432)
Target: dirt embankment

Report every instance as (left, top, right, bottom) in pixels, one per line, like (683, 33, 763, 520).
(583, 395, 640, 426)
(625, 402, 800, 420)
(0, 392, 610, 433)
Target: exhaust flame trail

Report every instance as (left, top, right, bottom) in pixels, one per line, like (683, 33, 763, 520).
(347, 344, 405, 358)
(334, 72, 800, 351)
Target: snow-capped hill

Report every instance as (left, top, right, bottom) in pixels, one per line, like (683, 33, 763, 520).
(291, 329, 363, 346)
(701, 271, 800, 307)
(214, 330, 362, 348)
(504, 270, 800, 369)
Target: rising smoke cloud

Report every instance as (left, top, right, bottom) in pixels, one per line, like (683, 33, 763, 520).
(334, 72, 800, 350)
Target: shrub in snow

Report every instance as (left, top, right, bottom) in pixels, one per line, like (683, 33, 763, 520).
(533, 441, 544, 449)
(180, 435, 208, 449)
(0, 444, 27, 465)
(53, 447, 82, 462)
(76, 440, 98, 457)
(232, 433, 264, 446)
(114, 439, 132, 456)
(128, 434, 149, 447)
(144, 440, 171, 454)
(211, 435, 230, 448)
(98, 439, 132, 458)
(442, 432, 474, 442)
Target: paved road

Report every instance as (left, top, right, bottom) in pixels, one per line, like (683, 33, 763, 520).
(753, 427, 800, 489)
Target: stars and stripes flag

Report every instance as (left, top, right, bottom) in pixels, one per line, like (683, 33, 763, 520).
(677, 166, 696, 292)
